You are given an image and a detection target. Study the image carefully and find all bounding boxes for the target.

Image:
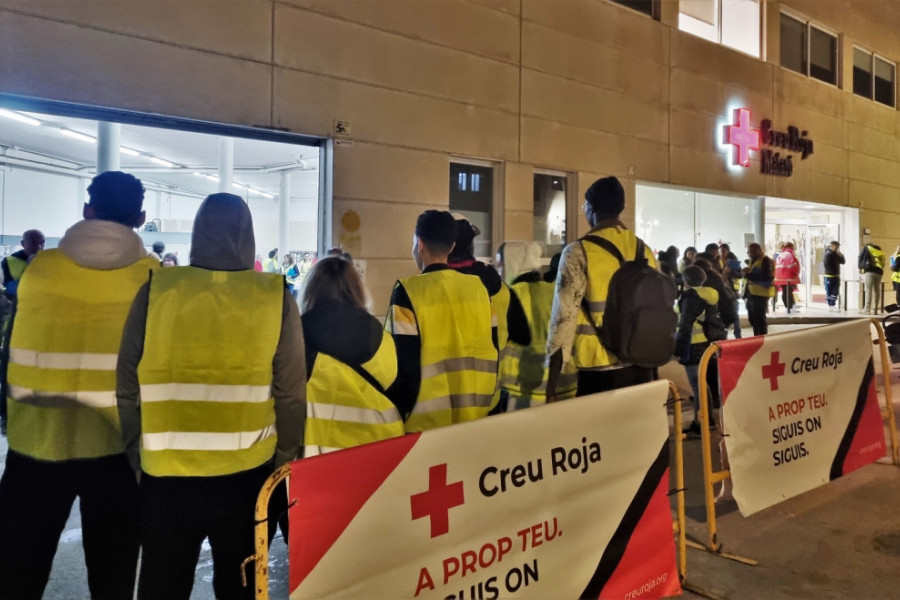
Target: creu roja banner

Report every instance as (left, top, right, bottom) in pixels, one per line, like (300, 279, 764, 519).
(718, 319, 885, 516)
(287, 380, 681, 599)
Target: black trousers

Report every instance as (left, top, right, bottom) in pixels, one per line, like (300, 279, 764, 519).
(0, 450, 139, 600)
(576, 365, 656, 396)
(138, 462, 273, 600)
(746, 295, 768, 336)
(780, 284, 796, 311)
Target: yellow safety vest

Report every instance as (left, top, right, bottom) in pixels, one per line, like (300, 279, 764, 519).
(138, 267, 283, 477)
(678, 286, 719, 346)
(7, 250, 157, 461)
(304, 330, 404, 456)
(867, 246, 886, 270)
(892, 254, 900, 284)
(489, 283, 510, 411)
(499, 280, 576, 409)
(745, 256, 775, 298)
(5, 254, 27, 281)
(573, 228, 656, 370)
(400, 269, 497, 432)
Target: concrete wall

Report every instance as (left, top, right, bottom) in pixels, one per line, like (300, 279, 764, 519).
(2, 0, 900, 313)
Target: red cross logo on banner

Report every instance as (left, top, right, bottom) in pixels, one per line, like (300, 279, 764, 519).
(410, 463, 465, 538)
(725, 107, 760, 167)
(762, 351, 787, 391)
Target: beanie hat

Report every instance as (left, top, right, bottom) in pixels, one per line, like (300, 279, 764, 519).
(585, 176, 625, 217)
(449, 213, 479, 260)
(682, 265, 707, 288)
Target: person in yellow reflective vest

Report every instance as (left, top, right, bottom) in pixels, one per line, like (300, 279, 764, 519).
(859, 243, 886, 314)
(0, 172, 156, 599)
(892, 245, 900, 306)
(0, 228, 45, 435)
(385, 210, 498, 432)
(742, 243, 775, 336)
(447, 213, 530, 414)
(116, 193, 306, 600)
(301, 256, 403, 456)
(674, 266, 724, 436)
(496, 241, 576, 410)
(546, 176, 658, 399)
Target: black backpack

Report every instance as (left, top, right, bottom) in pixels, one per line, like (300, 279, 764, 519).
(700, 302, 728, 342)
(580, 236, 677, 368)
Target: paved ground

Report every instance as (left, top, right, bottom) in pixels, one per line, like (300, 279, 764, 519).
(0, 307, 897, 599)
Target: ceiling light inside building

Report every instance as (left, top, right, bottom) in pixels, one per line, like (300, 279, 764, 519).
(149, 156, 175, 167)
(119, 146, 141, 157)
(59, 128, 96, 143)
(0, 109, 41, 126)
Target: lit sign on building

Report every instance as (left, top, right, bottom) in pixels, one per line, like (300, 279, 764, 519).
(723, 108, 814, 176)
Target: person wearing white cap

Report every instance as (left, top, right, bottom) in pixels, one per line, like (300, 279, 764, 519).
(496, 241, 576, 410)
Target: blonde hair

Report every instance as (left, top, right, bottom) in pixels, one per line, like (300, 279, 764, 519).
(301, 257, 369, 313)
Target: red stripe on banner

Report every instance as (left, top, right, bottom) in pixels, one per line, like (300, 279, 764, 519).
(595, 466, 681, 600)
(717, 336, 766, 405)
(833, 361, 886, 477)
(288, 434, 421, 592)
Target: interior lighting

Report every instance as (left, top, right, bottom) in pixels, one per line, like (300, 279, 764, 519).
(119, 147, 140, 157)
(148, 156, 175, 167)
(59, 128, 97, 143)
(253, 189, 275, 198)
(203, 174, 220, 182)
(232, 182, 247, 190)
(0, 109, 41, 126)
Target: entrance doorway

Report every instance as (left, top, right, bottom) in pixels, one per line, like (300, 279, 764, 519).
(765, 197, 859, 310)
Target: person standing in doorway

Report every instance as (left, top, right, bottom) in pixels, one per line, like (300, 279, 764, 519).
(774, 241, 801, 314)
(891, 244, 900, 306)
(823, 241, 845, 311)
(0, 228, 44, 436)
(742, 243, 775, 336)
(0, 172, 157, 600)
(858, 242, 885, 314)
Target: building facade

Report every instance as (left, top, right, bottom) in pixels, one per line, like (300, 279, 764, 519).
(1, 0, 899, 312)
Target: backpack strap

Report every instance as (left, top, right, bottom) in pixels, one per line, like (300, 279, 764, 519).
(582, 235, 625, 265)
(578, 234, 631, 340)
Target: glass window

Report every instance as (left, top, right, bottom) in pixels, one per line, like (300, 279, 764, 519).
(449, 162, 493, 258)
(721, 0, 760, 58)
(809, 26, 837, 85)
(780, 13, 807, 75)
(853, 47, 874, 98)
(679, 0, 760, 58)
(874, 56, 895, 107)
(533, 173, 567, 259)
(609, 0, 656, 18)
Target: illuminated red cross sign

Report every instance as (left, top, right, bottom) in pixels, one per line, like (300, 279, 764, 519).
(762, 351, 787, 391)
(410, 463, 465, 538)
(725, 107, 760, 167)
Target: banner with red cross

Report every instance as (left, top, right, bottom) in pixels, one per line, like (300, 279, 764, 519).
(718, 320, 885, 516)
(287, 380, 680, 599)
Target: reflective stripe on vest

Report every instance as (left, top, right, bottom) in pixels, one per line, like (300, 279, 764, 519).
(400, 270, 497, 432)
(7, 249, 157, 461)
(746, 256, 775, 297)
(499, 281, 576, 407)
(138, 267, 283, 477)
(573, 229, 655, 370)
(304, 330, 404, 456)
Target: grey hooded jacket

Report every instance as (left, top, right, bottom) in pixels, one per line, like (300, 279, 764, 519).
(116, 193, 306, 472)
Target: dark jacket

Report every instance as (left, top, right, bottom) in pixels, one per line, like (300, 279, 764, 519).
(858, 245, 884, 276)
(302, 302, 384, 379)
(674, 286, 718, 365)
(823, 247, 845, 277)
